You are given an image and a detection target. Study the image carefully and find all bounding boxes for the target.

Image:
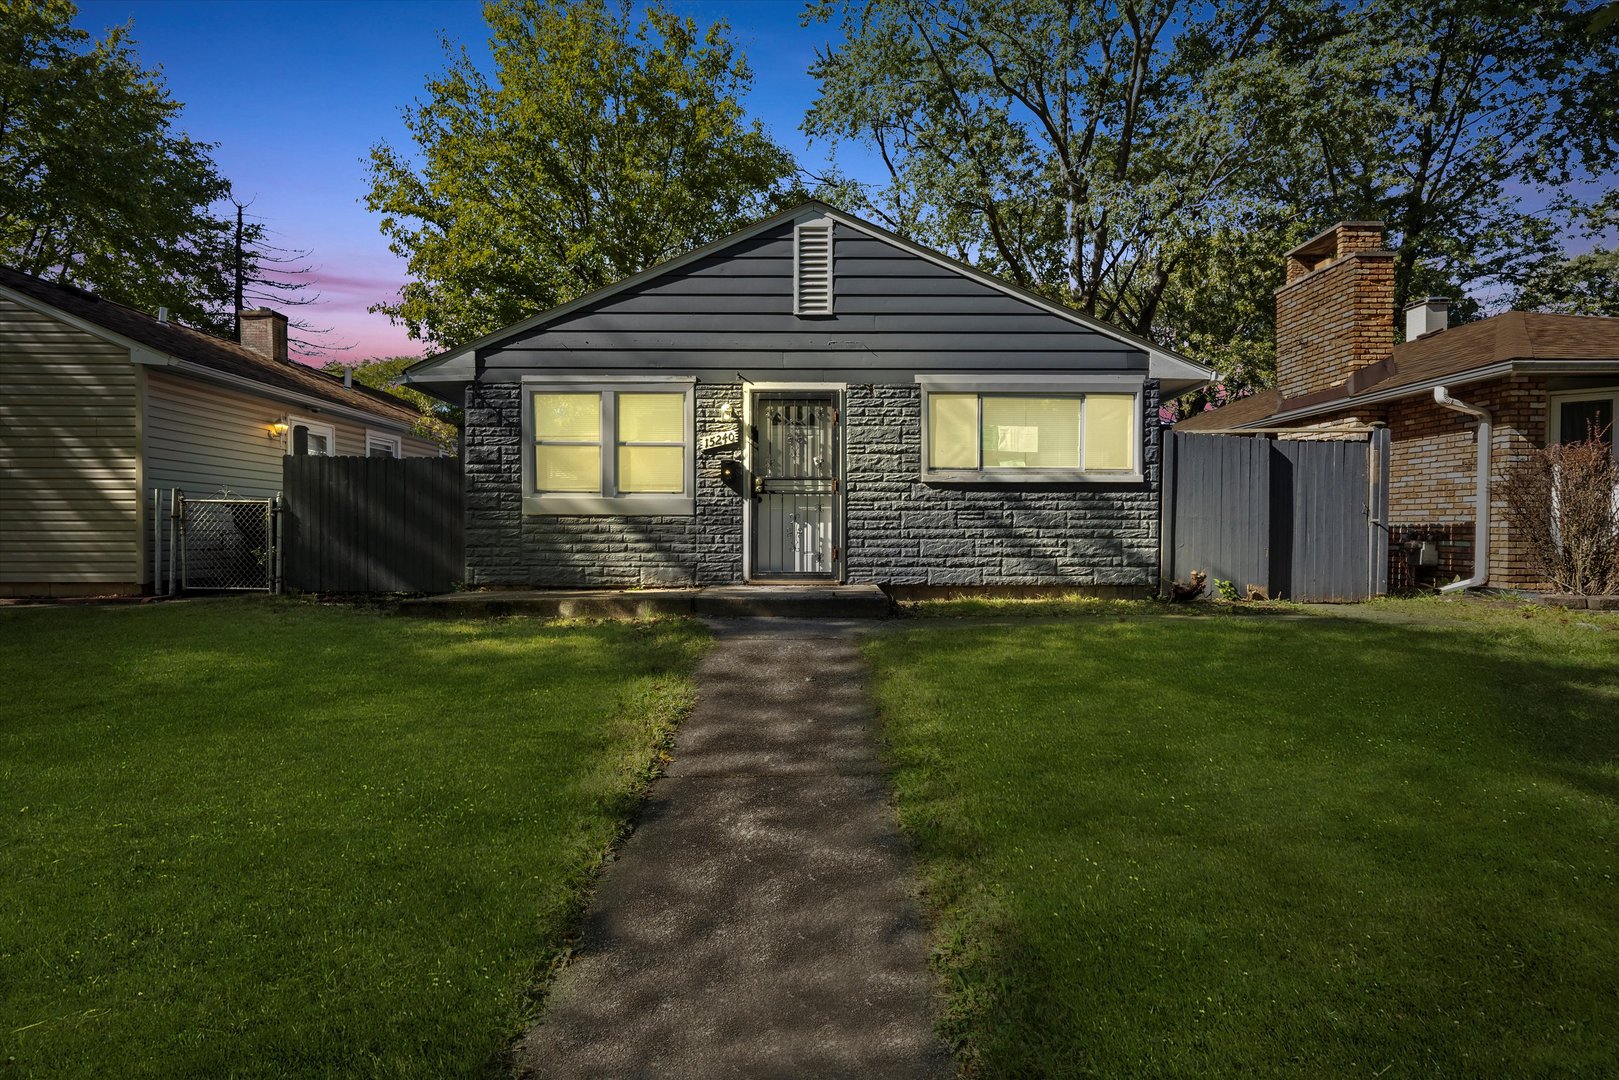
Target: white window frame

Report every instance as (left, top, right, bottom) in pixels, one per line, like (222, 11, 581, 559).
(521, 376, 696, 515)
(1547, 387, 1619, 453)
(916, 374, 1145, 484)
(365, 430, 402, 458)
(285, 416, 337, 457)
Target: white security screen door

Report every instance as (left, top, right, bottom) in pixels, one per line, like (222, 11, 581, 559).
(751, 393, 839, 579)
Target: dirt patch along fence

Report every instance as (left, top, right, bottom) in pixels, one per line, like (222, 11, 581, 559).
(280, 456, 462, 594)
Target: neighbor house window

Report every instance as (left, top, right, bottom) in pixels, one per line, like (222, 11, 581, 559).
(523, 378, 696, 514)
(365, 431, 402, 458)
(920, 379, 1142, 481)
(287, 418, 336, 457)
(1550, 390, 1617, 449)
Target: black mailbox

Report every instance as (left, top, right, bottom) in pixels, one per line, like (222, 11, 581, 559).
(718, 459, 743, 490)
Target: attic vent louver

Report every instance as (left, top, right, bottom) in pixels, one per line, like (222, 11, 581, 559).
(794, 219, 834, 316)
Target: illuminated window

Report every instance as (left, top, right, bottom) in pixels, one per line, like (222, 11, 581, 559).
(523, 380, 695, 514)
(923, 387, 1140, 479)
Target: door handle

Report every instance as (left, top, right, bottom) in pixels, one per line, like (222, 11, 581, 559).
(752, 476, 765, 496)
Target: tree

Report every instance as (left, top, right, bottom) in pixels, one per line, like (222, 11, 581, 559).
(1514, 192, 1619, 317)
(1285, 0, 1619, 310)
(322, 356, 461, 454)
(804, 0, 1316, 339)
(0, 0, 340, 350)
(804, 0, 1619, 393)
(367, 0, 801, 349)
(1, 0, 232, 326)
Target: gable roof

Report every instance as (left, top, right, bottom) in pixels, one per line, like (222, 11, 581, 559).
(1178, 311, 1619, 431)
(0, 265, 421, 428)
(405, 200, 1213, 394)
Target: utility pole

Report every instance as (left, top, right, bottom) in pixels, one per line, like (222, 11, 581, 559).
(233, 201, 245, 339)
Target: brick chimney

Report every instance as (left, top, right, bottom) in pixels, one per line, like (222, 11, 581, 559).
(1275, 222, 1395, 399)
(238, 308, 288, 363)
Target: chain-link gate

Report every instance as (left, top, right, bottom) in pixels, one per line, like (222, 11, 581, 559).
(178, 493, 279, 592)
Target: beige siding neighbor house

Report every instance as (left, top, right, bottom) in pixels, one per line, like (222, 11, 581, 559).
(0, 266, 440, 597)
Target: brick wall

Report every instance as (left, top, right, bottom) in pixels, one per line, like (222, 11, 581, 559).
(1299, 376, 1550, 589)
(463, 379, 1161, 590)
(1384, 376, 1547, 587)
(1275, 226, 1396, 400)
(841, 383, 1161, 589)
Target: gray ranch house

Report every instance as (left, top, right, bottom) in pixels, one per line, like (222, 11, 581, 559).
(407, 202, 1210, 595)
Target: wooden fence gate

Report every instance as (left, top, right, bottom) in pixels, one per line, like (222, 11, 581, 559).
(1161, 429, 1391, 602)
(281, 456, 462, 594)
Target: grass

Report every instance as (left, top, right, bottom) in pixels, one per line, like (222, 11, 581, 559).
(866, 598, 1619, 1077)
(0, 599, 706, 1078)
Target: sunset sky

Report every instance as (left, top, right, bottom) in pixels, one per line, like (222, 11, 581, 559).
(73, 0, 836, 364)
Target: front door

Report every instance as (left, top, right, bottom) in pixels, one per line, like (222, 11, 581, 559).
(750, 392, 839, 580)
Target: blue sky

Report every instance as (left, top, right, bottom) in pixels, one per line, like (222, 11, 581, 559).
(73, 0, 842, 360)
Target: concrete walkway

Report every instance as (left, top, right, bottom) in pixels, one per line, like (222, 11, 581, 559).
(512, 618, 950, 1080)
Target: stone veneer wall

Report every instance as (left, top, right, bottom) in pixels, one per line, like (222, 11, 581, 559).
(464, 382, 743, 587)
(463, 379, 1162, 590)
(841, 382, 1161, 589)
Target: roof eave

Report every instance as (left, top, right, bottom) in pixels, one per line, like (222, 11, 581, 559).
(1230, 358, 1619, 428)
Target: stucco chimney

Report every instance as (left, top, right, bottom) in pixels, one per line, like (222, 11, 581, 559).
(238, 308, 289, 363)
(1404, 297, 1449, 341)
(1274, 222, 1395, 398)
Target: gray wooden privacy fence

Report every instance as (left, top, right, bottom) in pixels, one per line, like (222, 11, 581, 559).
(280, 456, 463, 594)
(1161, 429, 1391, 602)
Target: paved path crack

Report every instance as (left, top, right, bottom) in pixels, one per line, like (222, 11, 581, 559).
(512, 617, 950, 1079)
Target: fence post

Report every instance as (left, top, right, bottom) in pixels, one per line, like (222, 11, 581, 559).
(1370, 426, 1391, 597)
(272, 494, 284, 595)
(1159, 431, 1178, 596)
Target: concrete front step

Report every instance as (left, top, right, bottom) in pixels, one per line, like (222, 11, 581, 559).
(397, 584, 892, 620)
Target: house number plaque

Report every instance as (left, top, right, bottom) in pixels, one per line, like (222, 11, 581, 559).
(700, 421, 742, 455)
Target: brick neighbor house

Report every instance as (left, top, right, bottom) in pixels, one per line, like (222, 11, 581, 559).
(1177, 221, 1619, 590)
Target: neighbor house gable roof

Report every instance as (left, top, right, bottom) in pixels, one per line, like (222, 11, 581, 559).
(0, 265, 421, 429)
(1177, 311, 1619, 431)
(404, 200, 1213, 392)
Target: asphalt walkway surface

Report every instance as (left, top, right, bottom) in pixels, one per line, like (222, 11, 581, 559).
(512, 617, 950, 1079)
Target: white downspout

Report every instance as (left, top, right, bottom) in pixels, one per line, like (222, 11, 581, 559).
(1433, 386, 1491, 592)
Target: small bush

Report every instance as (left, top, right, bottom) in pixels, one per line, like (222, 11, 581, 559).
(1503, 436, 1619, 594)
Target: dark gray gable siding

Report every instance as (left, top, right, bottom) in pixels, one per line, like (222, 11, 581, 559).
(478, 222, 1146, 381)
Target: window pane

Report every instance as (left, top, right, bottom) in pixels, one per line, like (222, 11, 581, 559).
(618, 393, 685, 442)
(929, 394, 978, 469)
(535, 444, 600, 492)
(618, 445, 684, 492)
(306, 432, 330, 456)
(981, 397, 1080, 468)
(1559, 399, 1613, 446)
(1084, 394, 1136, 471)
(534, 393, 600, 440)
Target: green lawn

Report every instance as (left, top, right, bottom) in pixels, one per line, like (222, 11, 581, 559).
(867, 599, 1619, 1078)
(0, 600, 705, 1078)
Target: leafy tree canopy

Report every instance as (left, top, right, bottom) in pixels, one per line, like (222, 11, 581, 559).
(1515, 191, 1619, 317)
(805, 0, 1619, 397)
(367, 0, 802, 349)
(322, 356, 461, 454)
(0, 0, 326, 343)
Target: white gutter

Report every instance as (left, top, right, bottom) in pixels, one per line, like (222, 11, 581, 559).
(1432, 386, 1491, 592)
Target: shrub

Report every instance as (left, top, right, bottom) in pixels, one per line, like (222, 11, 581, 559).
(1504, 436, 1619, 594)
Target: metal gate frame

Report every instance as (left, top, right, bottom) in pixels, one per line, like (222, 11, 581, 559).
(1160, 427, 1391, 602)
(177, 492, 281, 593)
(743, 386, 845, 583)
